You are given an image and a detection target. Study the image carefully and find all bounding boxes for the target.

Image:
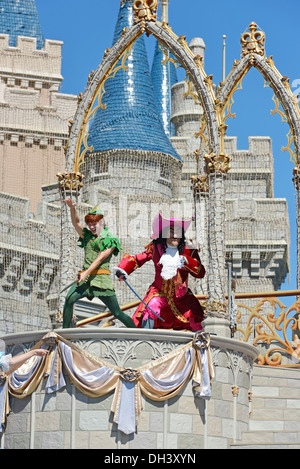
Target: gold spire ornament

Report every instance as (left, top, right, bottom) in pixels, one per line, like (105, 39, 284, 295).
(204, 153, 231, 174)
(57, 172, 84, 193)
(240, 22, 265, 57)
(191, 174, 209, 194)
(133, 0, 158, 24)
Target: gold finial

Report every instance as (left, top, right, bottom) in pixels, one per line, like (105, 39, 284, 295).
(57, 172, 84, 193)
(240, 22, 265, 57)
(191, 174, 209, 194)
(133, 0, 158, 24)
(204, 152, 231, 174)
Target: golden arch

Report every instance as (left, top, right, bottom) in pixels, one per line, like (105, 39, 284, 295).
(62, 16, 300, 189)
(217, 22, 300, 166)
(64, 19, 221, 175)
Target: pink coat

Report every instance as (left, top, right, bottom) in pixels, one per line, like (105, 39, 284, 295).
(118, 243, 205, 331)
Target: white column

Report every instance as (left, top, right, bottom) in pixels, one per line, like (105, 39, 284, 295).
(30, 390, 36, 449)
(201, 153, 231, 337)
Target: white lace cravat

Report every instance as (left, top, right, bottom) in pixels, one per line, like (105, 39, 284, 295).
(159, 244, 185, 280)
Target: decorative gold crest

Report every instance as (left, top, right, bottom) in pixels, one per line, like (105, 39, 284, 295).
(204, 153, 231, 174)
(191, 174, 209, 194)
(57, 172, 84, 192)
(240, 22, 265, 57)
(133, 0, 158, 24)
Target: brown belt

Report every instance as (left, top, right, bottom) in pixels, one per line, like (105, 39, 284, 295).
(79, 269, 110, 275)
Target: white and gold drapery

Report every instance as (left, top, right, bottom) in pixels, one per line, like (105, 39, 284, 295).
(0, 331, 214, 435)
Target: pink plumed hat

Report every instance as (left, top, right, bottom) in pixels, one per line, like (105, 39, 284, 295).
(150, 213, 192, 239)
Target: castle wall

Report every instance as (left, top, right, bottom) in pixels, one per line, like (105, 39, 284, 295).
(0, 192, 61, 334)
(0, 35, 77, 213)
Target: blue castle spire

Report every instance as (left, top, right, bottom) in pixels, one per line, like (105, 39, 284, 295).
(0, 0, 44, 49)
(151, 41, 178, 138)
(87, 0, 181, 161)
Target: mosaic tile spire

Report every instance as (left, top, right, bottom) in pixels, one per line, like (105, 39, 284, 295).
(151, 40, 178, 138)
(87, 0, 181, 161)
(0, 0, 44, 49)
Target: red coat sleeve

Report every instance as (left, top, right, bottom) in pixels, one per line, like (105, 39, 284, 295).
(118, 243, 153, 276)
(183, 248, 205, 279)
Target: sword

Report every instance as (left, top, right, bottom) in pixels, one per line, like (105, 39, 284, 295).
(115, 269, 164, 322)
(123, 278, 165, 322)
(59, 279, 77, 294)
(59, 269, 87, 294)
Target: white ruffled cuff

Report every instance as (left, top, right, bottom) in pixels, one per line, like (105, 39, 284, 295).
(113, 267, 128, 280)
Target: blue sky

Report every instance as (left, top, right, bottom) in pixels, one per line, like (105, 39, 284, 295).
(36, 0, 300, 293)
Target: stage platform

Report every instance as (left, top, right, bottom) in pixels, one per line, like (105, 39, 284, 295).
(0, 327, 258, 449)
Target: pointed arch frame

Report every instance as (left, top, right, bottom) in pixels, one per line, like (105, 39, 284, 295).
(65, 21, 220, 173)
(65, 17, 300, 177)
(217, 53, 300, 165)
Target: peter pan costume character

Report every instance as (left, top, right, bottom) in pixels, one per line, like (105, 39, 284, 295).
(115, 213, 205, 331)
(62, 200, 136, 329)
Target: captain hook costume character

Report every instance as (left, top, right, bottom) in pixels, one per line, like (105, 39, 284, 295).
(62, 199, 136, 329)
(115, 213, 206, 331)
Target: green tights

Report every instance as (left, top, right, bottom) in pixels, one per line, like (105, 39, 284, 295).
(62, 282, 136, 328)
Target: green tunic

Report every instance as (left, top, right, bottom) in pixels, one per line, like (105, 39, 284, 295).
(78, 227, 121, 295)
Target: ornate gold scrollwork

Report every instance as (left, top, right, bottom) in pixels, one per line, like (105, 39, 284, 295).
(195, 115, 209, 154)
(204, 152, 231, 174)
(57, 171, 84, 193)
(183, 73, 202, 105)
(237, 297, 300, 367)
(240, 22, 265, 57)
(206, 298, 227, 314)
(158, 42, 181, 69)
(133, 0, 158, 24)
(73, 41, 134, 173)
(270, 93, 297, 165)
(191, 145, 209, 194)
(157, 43, 211, 177)
(282, 129, 297, 165)
(191, 174, 209, 194)
(271, 93, 288, 123)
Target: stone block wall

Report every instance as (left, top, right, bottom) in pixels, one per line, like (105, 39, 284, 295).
(0, 35, 63, 82)
(0, 192, 60, 334)
(0, 33, 78, 213)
